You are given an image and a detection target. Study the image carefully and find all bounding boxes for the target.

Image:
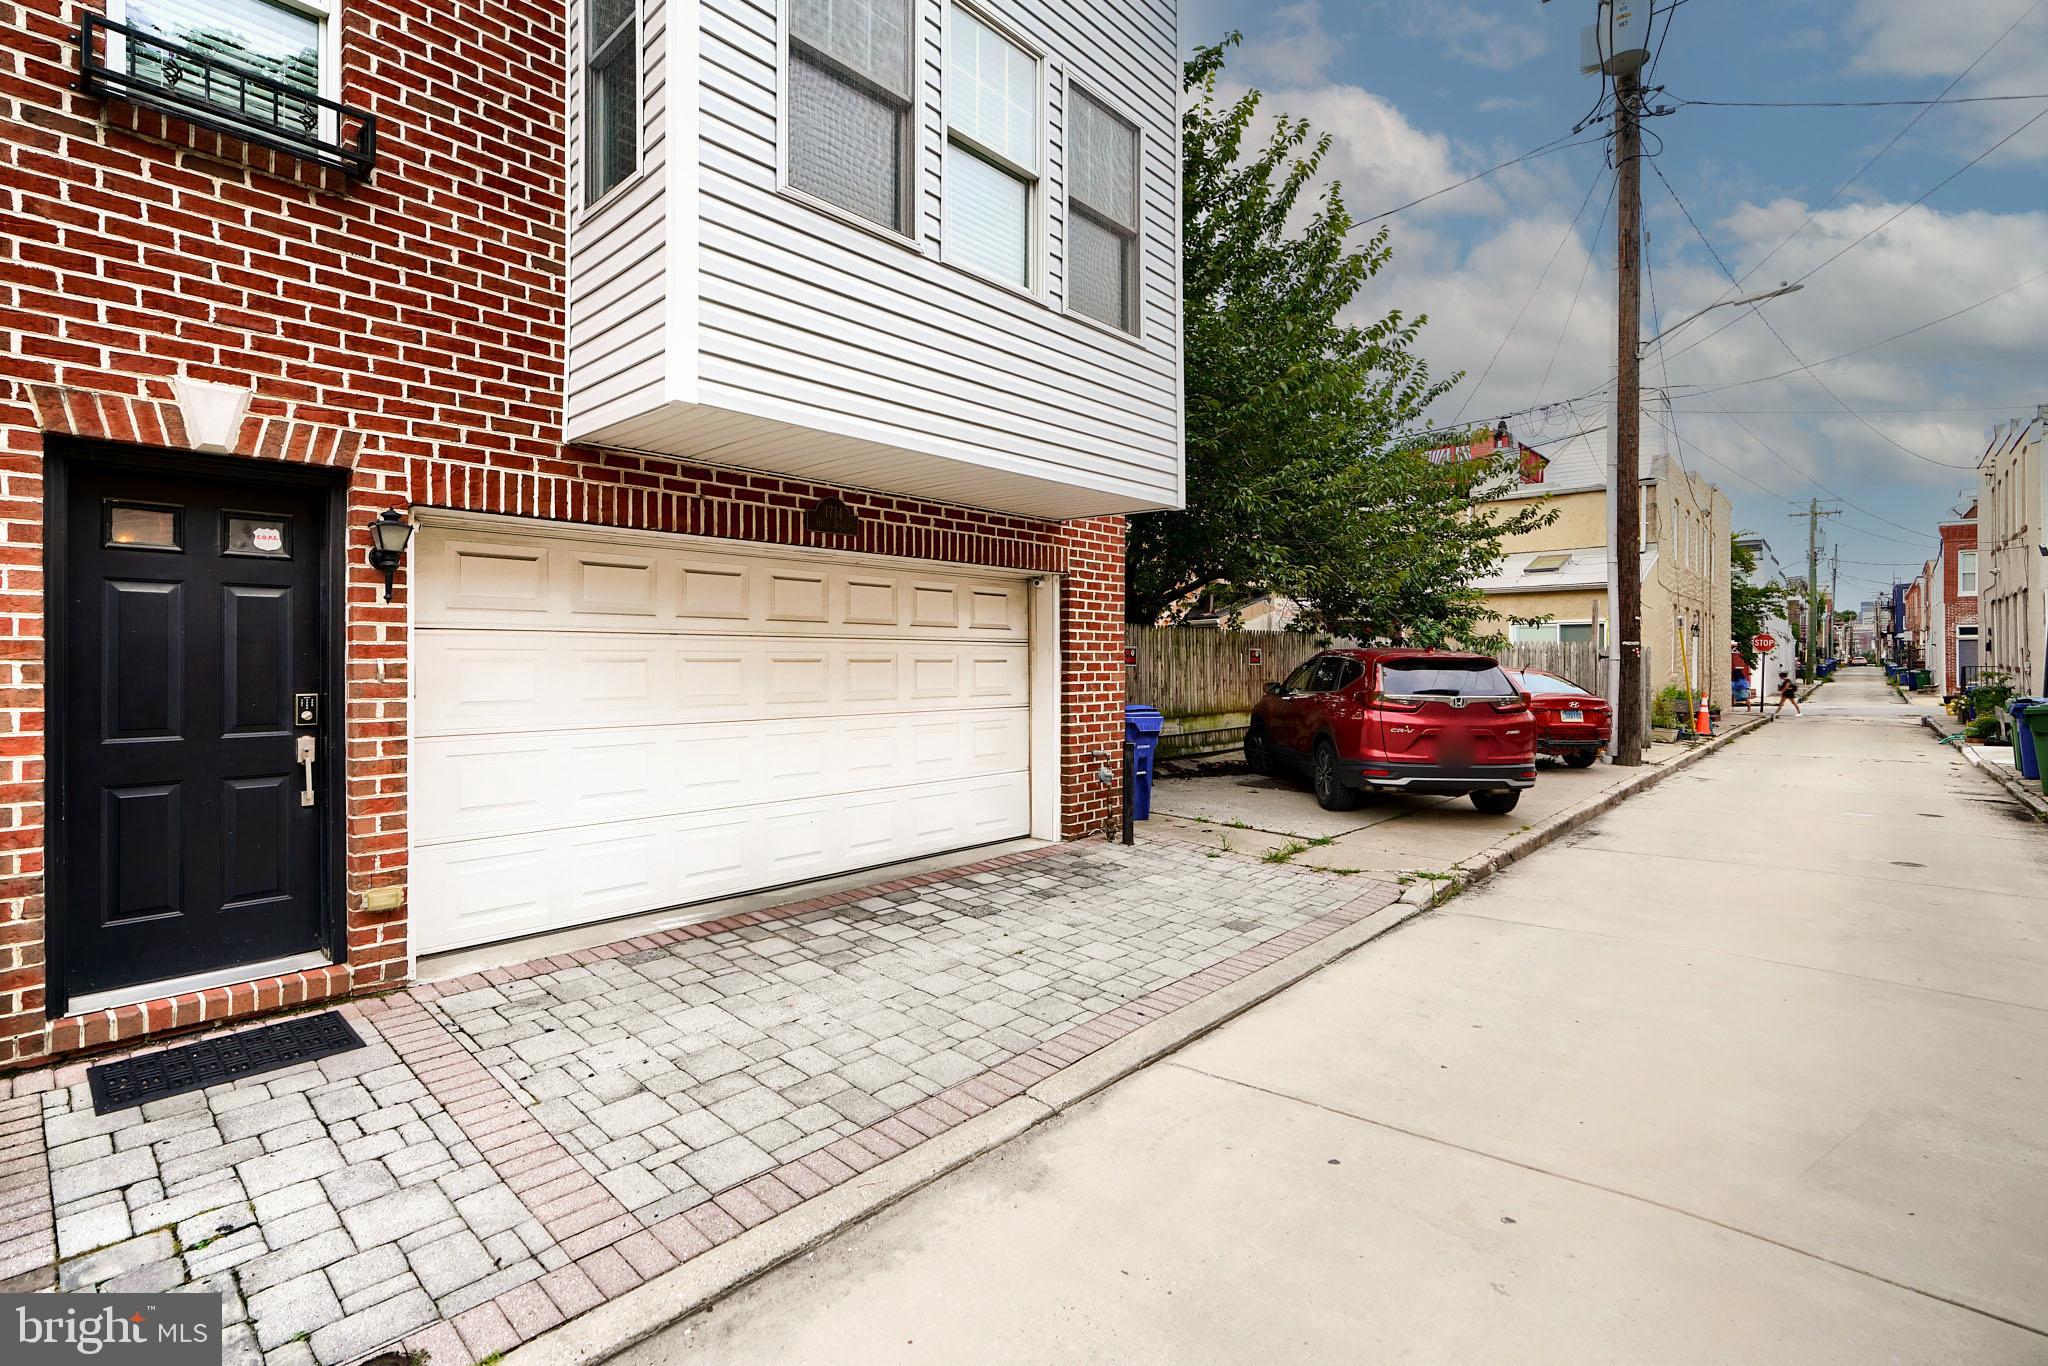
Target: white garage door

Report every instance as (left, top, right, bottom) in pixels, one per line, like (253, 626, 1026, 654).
(410, 519, 1034, 953)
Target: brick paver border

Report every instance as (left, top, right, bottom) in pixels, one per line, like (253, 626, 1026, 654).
(0, 843, 1400, 1363)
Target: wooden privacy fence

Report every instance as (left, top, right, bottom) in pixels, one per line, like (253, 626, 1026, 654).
(1125, 625, 1322, 720)
(1498, 641, 1602, 690)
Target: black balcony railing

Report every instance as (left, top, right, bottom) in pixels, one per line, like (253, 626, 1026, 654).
(78, 15, 376, 178)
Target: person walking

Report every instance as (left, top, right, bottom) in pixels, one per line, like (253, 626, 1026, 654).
(1774, 674, 1803, 717)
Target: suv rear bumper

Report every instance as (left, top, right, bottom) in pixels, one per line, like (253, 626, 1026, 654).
(1339, 758, 1537, 794)
(1537, 738, 1607, 755)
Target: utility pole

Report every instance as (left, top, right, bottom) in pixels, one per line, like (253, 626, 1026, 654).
(1792, 499, 1841, 681)
(1611, 65, 1646, 765)
(1828, 546, 1841, 663)
(1580, 1, 1653, 760)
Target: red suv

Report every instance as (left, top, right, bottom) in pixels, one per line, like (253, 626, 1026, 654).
(1246, 650, 1538, 814)
(1504, 668, 1611, 768)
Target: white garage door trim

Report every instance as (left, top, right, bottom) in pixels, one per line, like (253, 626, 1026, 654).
(407, 511, 1061, 956)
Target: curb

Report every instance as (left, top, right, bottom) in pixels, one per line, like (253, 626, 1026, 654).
(504, 723, 1767, 1365)
(1430, 714, 1770, 902)
(502, 896, 1434, 1366)
(1919, 714, 2048, 820)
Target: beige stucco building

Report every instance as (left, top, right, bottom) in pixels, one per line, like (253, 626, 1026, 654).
(1978, 411, 2046, 696)
(1474, 426, 1734, 707)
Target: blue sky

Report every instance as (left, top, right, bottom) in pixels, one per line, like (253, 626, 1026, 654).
(1182, 0, 2048, 605)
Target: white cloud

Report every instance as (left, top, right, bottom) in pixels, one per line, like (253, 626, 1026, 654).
(1388, 1, 1550, 71)
(1844, 0, 2048, 162)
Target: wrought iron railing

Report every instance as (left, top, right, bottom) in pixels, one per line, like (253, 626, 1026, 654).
(78, 15, 376, 177)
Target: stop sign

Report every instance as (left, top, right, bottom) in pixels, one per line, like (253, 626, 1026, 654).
(1751, 633, 1777, 653)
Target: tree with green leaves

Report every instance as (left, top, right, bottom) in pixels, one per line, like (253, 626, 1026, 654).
(1130, 37, 1551, 649)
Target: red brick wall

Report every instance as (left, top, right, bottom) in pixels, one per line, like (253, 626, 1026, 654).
(1057, 517, 1128, 840)
(0, 0, 1133, 1069)
(1939, 521, 1979, 693)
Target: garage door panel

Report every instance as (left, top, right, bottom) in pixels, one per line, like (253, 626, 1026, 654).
(415, 524, 1036, 954)
(424, 531, 1026, 641)
(419, 635, 1026, 734)
(415, 711, 1028, 842)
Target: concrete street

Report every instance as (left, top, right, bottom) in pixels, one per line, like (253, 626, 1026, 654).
(621, 666, 2048, 1364)
(1148, 738, 1705, 880)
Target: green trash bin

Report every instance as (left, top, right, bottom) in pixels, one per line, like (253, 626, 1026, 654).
(2027, 705, 2048, 796)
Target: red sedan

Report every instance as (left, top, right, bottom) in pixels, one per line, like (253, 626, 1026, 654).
(1505, 668, 1611, 768)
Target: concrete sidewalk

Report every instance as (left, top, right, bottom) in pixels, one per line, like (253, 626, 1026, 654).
(1148, 725, 1756, 882)
(617, 667, 2048, 1363)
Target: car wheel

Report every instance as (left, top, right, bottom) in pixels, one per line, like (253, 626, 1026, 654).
(1563, 751, 1599, 769)
(1312, 740, 1359, 811)
(1470, 789, 1521, 815)
(1244, 722, 1272, 775)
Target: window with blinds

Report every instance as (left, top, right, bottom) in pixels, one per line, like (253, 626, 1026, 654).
(1068, 88, 1139, 333)
(788, 0, 914, 234)
(945, 7, 1037, 288)
(585, 0, 637, 204)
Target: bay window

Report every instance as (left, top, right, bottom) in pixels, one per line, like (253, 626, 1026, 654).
(584, 0, 638, 204)
(946, 7, 1038, 288)
(1067, 86, 1140, 332)
(788, 0, 915, 235)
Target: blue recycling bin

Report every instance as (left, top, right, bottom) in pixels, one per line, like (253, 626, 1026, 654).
(1124, 705, 1164, 820)
(2012, 700, 2045, 780)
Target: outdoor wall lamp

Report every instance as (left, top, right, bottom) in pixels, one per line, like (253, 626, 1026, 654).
(367, 507, 415, 601)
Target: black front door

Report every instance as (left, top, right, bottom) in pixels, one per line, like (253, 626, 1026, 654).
(60, 458, 332, 1000)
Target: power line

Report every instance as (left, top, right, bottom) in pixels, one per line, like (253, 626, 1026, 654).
(1354, 130, 1607, 226)
(1668, 265, 2048, 392)
(1650, 162, 1978, 472)
(1786, 104, 2048, 290)
(1665, 0, 2045, 318)
(1693, 394, 1949, 545)
(1672, 403, 2037, 416)
(1672, 92, 2048, 109)
(1453, 157, 1610, 422)
(1532, 172, 1618, 406)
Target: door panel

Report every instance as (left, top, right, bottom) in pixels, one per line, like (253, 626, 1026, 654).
(62, 461, 330, 1000)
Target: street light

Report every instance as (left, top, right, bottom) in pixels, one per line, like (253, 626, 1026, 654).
(1641, 283, 1804, 354)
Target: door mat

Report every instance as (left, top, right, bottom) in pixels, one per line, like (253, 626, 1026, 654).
(86, 1010, 365, 1114)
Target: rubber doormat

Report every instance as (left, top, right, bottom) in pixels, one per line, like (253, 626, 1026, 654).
(86, 1010, 365, 1114)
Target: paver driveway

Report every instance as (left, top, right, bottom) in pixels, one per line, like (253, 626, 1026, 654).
(0, 841, 1396, 1366)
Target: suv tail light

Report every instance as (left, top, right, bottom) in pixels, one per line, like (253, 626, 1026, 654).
(1491, 693, 1533, 713)
(1369, 690, 1424, 713)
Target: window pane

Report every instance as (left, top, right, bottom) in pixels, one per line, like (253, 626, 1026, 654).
(790, 51, 907, 231)
(1068, 211, 1129, 330)
(793, 0, 910, 98)
(586, 0, 638, 205)
(126, 0, 319, 129)
(946, 142, 1028, 285)
(1380, 660, 1517, 696)
(1070, 89, 1135, 229)
(949, 8, 1035, 169)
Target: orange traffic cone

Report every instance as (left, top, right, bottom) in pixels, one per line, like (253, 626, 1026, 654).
(1695, 694, 1712, 737)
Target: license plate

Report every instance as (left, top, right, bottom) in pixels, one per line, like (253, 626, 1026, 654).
(1561, 709, 1584, 723)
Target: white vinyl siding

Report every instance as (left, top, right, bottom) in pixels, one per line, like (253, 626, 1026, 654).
(565, 0, 669, 436)
(563, 0, 1184, 521)
(410, 521, 1033, 953)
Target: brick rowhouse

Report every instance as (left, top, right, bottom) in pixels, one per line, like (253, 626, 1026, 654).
(0, 0, 1129, 1069)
